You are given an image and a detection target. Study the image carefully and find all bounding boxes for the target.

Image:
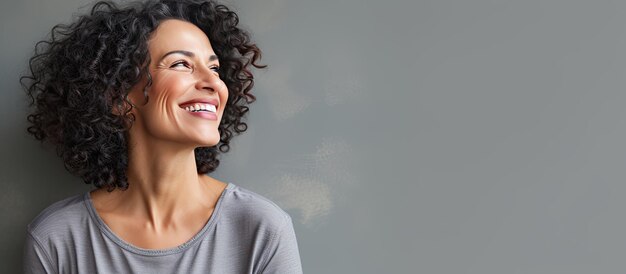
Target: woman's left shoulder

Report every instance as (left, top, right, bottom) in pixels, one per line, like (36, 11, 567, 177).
(220, 183, 294, 229)
(218, 183, 303, 273)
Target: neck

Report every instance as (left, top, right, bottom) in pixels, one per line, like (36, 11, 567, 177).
(113, 129, 222, 232)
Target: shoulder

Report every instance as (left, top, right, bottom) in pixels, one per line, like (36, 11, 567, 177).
(220, 183, 293, 231)
(26, 192, 89, 242)
(221, 184, 303, 273)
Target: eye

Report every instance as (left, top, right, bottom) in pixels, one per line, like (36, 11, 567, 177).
(210, 65, 220, 73)
(170, 60, 192, 70)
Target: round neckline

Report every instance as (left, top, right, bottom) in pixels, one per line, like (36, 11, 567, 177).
(83, 182, 234, 256)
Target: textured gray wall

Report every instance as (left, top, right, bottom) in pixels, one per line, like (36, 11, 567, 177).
(3, 0, 626, 273)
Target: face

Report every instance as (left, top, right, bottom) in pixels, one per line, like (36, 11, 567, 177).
(127, 19, 228, 148)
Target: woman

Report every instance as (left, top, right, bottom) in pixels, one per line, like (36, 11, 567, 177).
(21, 0, 303, 273)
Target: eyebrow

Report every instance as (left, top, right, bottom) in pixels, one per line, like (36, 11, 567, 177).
(159, 50, 219, 62)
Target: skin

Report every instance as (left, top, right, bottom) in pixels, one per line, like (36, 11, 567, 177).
(89, 19, 229, 249)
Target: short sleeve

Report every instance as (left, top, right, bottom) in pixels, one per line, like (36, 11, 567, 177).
(258, 216, 303, 274)
(23, 230, 56, 274)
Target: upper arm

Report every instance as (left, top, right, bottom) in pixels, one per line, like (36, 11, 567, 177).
(23, 230, 56, 274)
(257, 216, 303, 274)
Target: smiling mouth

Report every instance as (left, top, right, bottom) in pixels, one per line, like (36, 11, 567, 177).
(180, 103, 217, 113)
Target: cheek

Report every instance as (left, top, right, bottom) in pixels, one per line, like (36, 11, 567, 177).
(150, 73, 194, 99)
(142, 74, 194, 126)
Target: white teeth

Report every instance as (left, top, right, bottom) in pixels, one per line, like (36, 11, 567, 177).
(182, 103, 217, 113)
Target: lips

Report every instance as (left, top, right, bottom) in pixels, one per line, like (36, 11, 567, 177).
(179, 98, 219, 109)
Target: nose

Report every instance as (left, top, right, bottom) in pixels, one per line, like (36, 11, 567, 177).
(194, 65, 222, 92)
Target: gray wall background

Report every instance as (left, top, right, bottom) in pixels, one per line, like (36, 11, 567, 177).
(2, 0, 626, 273)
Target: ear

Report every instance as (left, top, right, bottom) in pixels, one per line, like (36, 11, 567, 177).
(110, 95, 137, 129)
(111, 98, 133, 116)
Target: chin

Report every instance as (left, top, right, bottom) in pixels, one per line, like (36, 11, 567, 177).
(191, 128, 220, 147)
(196, 138, 220, 148)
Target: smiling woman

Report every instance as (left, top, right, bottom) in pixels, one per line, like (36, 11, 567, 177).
(20, 1, 303, 273)
(128, 19, 228, 149)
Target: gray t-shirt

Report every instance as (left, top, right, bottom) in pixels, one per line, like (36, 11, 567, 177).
(23, 182, 303, 274)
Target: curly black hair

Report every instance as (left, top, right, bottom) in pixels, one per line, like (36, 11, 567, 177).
(20, 0, 264, 192)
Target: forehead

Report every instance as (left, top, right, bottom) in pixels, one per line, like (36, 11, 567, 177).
(148, 19, 214, 56)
